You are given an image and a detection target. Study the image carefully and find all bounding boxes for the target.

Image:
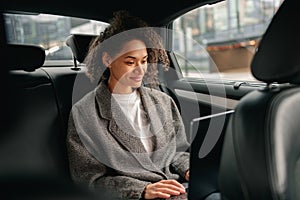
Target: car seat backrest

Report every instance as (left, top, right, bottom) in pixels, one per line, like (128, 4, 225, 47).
(4, 44, 71, 180)
(66, 34, 96, 64)
(219, 0, 300, 199)
(7, 44, 45, 71)
(2, 43, 110, 199)
(3, 36, 98, 183)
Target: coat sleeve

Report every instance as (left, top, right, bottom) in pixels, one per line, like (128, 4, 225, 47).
(94, 176, 150, 199)
(169, 98, 190, 180)
(66, 112, 151, 200)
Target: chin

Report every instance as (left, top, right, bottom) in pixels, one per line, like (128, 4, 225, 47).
(132, 84, 142, 89)
(131, 82, 142, 88)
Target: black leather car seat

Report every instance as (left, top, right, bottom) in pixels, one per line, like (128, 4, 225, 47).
(66, 34, 95, 66)
(4, 44, 68, 178)
(3, 43, 113, 199)
(219, 0, 300, 199)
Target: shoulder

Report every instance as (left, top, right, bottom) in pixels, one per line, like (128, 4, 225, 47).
(140, 86, 176, 108)
(141, 86, 171, 99)
(71, 89, 96, 112)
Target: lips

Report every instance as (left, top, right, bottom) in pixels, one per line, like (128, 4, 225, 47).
(130, 77, 143, 82)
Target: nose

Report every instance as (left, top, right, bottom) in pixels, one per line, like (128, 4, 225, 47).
(134, 62, 146, 74)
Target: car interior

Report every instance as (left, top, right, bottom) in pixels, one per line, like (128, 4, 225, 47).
(1, 0, 299, 199)
(219, 1, 300, 199)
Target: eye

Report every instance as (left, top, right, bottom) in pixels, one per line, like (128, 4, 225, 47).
(126, 61, 135, 65)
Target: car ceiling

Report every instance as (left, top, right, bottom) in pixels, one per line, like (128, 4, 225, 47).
(0, 0, 222, 26)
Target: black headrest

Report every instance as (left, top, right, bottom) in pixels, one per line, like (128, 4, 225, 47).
(66, 34, 97, 63)
(251, 0, 300, 84)
(7, 44, 45, 71)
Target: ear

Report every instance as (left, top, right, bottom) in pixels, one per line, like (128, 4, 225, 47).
(102, 52, 111, 68)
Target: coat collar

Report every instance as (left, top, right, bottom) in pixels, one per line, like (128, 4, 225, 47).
(95, 81, 155, 153)
(95, 80, 112, 120)
(93, 81, 171, 177)
(95, 80, 170, 142)
(95, 80, 161, 123)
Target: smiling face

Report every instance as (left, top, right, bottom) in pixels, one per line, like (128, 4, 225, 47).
(103, 39, 148, 94)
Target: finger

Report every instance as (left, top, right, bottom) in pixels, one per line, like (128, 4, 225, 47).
(157, 187, 182, 196)
(156, 182, 185, 194)
(145, 184, 173, 199)
(144, 181, 186, 199)
(161, 180, 186, 190)
(151, 191, 171, 199)
(144, 190, 171, 199)
(185, 170, 190, 181)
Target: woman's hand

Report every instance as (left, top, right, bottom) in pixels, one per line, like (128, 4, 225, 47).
(143, 179, 186, 199)
(185, 170, 190, 181)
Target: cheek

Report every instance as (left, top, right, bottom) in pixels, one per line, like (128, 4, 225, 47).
(143, 64, 148, 71)
(111, 65, 132, 79)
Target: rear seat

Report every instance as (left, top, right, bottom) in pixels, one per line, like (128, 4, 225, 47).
(42, 66, 97, 131)
(3, 44, 105, 199)
(4, 44, 66, 178)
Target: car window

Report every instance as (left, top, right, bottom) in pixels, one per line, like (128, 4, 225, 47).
(172, 0, 285, 82)
(4, 13, 109, 65)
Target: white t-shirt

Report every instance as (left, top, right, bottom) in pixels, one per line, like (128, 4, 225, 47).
(112, 90, 153, 153)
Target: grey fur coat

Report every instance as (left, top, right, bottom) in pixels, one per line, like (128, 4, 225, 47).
(66, 81, 190, 199)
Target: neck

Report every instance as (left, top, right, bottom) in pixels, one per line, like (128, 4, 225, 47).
(108, 78, 134, 94)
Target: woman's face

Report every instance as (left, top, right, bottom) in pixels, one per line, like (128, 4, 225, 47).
(104, 39, 148, 94)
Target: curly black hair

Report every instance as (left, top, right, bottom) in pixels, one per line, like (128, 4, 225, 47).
(84, 10, 170, 88)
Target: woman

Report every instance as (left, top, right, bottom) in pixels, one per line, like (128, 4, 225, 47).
(66, 10, 190, 199)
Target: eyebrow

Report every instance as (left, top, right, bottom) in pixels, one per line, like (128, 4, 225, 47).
(125, 55, 148, 59)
